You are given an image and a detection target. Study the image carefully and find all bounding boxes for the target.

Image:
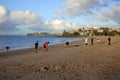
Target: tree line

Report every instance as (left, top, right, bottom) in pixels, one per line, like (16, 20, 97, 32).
(62, 27, 120, 37)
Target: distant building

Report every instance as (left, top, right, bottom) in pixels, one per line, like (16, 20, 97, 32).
(97, 29, 104, 33)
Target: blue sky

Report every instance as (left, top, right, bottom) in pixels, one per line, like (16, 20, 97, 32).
(0, 0, 64, 19)
(0, 0, 120, 35)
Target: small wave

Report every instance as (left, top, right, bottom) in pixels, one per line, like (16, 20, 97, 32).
(0, 49, 6, 52)
(0, 36, 84, 51)
(58, 40, 66, 42)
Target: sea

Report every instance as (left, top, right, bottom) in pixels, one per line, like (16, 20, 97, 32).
(0, 35, 84, 52)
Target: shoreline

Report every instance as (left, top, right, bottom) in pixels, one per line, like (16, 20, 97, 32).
(0, 36, 84, 53)
(0, 37, 84, 53)
(0, 36, 120, 80)
(0, 40, 83, 57)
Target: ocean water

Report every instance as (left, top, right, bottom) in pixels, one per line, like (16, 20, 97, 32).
(0, 35, 84, 52)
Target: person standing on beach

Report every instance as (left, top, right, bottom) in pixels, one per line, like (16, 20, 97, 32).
(43, 41, 49, 52)
(108, 36, 111, 45)
(6, 46, 10, 51)
(91, 36, 94, 45)
(34, 41, 39, 53)
(85, 37, 88, 45)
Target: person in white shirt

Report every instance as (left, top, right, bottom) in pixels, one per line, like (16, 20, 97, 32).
(85, 37, 88, 45)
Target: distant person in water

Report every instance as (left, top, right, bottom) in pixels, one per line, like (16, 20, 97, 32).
(6, 46, 10, 51)
(43, 41, 50, 52)
(108, 36, 111, 45)
(34, 41, 39, 53)
(65, 41, 69, 46)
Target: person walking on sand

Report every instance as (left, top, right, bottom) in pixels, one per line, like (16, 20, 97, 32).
(85, 37, 88, 45)
(34, 41, 39, 53)
(43, 41, 49, 52)
(108, 36, 111, 45)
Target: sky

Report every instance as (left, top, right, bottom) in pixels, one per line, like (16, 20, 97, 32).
(0, 0, 120, 35)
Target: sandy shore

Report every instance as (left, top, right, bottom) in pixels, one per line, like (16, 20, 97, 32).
(0, 36, 120, 80)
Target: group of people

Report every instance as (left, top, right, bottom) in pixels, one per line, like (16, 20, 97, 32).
(84, 36, 111, 45)
(85, 36, 94, 45)
(34, 41, 49, 53)
(34, 36, 111, 53)
(34, 41, 69, 53)
(34, 41, 70, 53)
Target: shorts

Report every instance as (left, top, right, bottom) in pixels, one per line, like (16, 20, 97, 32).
(43, 45, 46, 48)
(35, 46, 38, 49)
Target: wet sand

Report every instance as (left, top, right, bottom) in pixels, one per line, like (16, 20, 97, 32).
(0, 36, 120, 80)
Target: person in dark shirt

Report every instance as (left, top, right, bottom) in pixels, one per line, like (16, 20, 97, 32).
(65, 41, 69, 46)
(34, 41, 39, 53)
(91, 37, 94, 45)
(108, 36, 111, 45)
(6, 46, 10, 51)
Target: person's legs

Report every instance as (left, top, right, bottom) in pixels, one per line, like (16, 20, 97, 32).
(35, 47, 38, 53)
(35, 48, 37, 53)
(108, 41, 110, 45)
(44, 45, 47, 52)
(46, 46, 48, 51)
(43, 45, 48, 52)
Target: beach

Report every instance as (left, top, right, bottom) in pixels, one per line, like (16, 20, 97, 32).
(0, 36, 120, 80)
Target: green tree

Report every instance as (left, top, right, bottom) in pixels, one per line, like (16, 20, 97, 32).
(62, 30, 70, 36)
(73, 32, 79, 36)
(100, 27, 109, 36)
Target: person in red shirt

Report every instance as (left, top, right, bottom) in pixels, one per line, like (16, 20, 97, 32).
(43, 41, 50, 52)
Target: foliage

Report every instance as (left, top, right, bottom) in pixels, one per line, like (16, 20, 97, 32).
(73, 32, 79, 36)
(62, 27, 120, 37)
(62, 30, 71, 37)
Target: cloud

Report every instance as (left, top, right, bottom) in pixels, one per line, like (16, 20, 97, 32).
(113, 0, 120, 1)
(0, 5, 44, 33)
(0, 20, 19, 32)
(62, 0, 106, 17)
(92, 5, 120, 25)
(0, 5, 71, 34)
(0, 5, 19, 32)
(0, 6, 7, 23)
(109, 0, 120, 2)
(44, 19, 80, 32)
(0, 5, 70, 33)
(105, 5, 120, 24)
(27, 19, 69, 32)
(10, 10, 42, 26)
(44, 19, 67, 32)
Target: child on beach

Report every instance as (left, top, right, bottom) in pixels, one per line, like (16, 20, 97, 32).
(34, 41, 39, 53)
(43, 41, 50, 52)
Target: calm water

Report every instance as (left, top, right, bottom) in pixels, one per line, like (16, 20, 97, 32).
(0, 35, 84, 52)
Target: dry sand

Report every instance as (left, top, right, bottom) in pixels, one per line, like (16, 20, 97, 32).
(0, 36, 120, 80)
